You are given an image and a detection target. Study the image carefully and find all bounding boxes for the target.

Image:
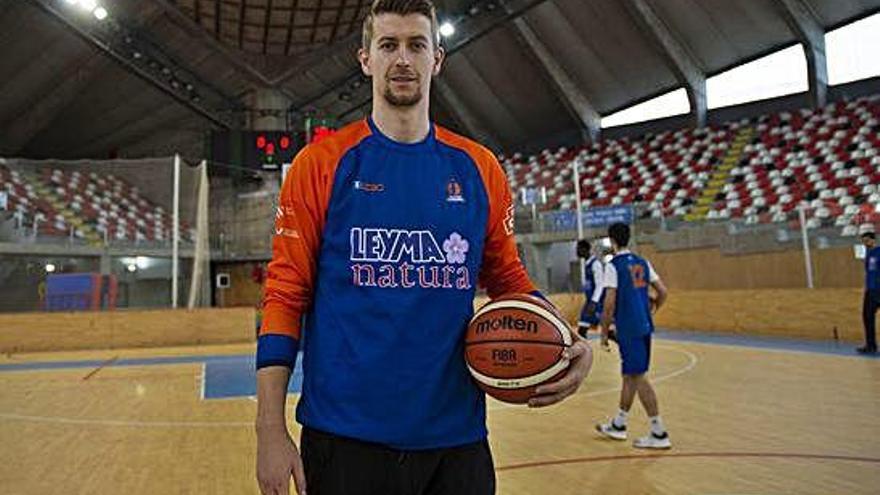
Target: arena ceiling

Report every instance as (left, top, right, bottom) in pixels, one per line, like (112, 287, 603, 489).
(0, 0, 878, 160)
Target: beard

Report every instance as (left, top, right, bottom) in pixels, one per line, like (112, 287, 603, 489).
(382, 73, 423, 107)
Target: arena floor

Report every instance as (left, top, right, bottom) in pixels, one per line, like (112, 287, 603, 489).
(1, 332, 878, 494)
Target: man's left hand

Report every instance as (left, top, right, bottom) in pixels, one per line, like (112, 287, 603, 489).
(528, 339, 593, 408)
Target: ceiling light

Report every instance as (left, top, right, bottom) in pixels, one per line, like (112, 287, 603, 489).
(45, 263, 56, 273)
(439, 22, 455, 38)
(79, 0, 97, 12)
(93, 6, 108, 20)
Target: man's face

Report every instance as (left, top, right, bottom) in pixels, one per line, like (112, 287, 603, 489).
(358, 14, 443, 108)
(862, 234, 876, 248)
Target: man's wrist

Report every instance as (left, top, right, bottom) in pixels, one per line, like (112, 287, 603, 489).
(255, 418, 289, 433)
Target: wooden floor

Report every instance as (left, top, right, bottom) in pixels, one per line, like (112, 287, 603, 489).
(1, 337, 879, 494)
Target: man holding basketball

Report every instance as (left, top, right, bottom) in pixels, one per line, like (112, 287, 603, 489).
(595, 223, 671, 449)
(255, 1, 593, 494)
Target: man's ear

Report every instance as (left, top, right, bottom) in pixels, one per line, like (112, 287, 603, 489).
(358, 47, 372, 77)
(432, 46, 445, 77)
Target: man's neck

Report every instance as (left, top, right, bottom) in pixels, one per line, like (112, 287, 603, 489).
(371, 97, 431, 144)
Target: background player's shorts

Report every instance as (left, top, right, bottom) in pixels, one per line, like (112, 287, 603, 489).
(618, 334, 652, 375)
(578, 302, 603, 327)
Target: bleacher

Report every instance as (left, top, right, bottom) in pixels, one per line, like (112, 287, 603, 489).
(0, 163, 190, 243)
(0, 164, 66, 237)
(40, 168, 185, 243)
(501, 94, 880, 235)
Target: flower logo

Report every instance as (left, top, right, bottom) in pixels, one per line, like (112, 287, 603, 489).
(443, 232, 469, 264)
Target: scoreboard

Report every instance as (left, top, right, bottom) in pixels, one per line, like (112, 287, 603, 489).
(210, 130, 298, 172)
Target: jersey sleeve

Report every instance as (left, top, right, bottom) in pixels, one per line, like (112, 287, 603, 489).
(257, 146, 332, 369)
(476, 153, 536, 298)
(645, 260, 661, 283)
(603, 262, 619, 289)
(590, 261, 605, 302)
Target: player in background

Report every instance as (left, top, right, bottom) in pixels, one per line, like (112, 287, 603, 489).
(595, 223, 671, 449)
(858, 224, 879, 354)
(576, 239, 605, 338)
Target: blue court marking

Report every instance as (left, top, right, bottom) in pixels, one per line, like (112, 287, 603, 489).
(0, 353, 306, 399)
(203, 354, 304, 399)
(656, 329, 880, 359)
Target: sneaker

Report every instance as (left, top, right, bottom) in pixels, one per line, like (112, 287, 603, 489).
(856, 346, 878, 355)
(595, 421, 628, 441)
(633, 432, 672, 449)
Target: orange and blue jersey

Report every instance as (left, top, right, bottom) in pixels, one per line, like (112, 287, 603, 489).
(607, 251, 655, 339)
(258, 118, 536, 450)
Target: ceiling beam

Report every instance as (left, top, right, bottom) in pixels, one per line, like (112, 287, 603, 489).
(214, 0, 220, 39)
(624, 0, 707, 127)
(284, 0, 297, 55)
(329, 0, 345, 42)
(433, 78, 502, 151)
(310, 0, 323, 43)
(770, 0, 827, 108)
(262, 0, 272, 54)
(506, 4, 599, 143)
(238, 0, 246, 49)
(1, 53, 108, 155)
(32, 0, 236, 129)
(76, 101, 190, 157)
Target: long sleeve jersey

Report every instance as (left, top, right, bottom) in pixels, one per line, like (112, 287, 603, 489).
(257, 118, 536, 450)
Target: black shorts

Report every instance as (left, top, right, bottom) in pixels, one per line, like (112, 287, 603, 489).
(300, 427, 496, 495)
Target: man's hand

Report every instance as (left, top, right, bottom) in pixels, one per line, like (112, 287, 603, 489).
(256, 424, 307, 495)
(528, 339, 593, 407)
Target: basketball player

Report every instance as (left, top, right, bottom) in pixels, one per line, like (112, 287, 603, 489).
(576, 239, 605, 338)
(255, 2, 594, 494)
(595, 223, 671, 449)
(858, 225, 879, 354)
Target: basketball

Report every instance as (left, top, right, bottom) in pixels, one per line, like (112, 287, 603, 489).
(465, 294, 573, 403)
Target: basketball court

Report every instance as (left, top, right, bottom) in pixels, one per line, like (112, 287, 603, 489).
(2, 331, 878, 494)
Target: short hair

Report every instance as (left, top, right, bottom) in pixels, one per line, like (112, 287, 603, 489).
(608, 223, 630, 248)
(862, 232, 876, 240)
(362, 0, 440, 49)
(577, 239, 591, 252)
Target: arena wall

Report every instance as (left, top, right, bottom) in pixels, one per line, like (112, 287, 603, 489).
(639, 244, 862, 290)
(0, 307, 256, 353)
(474, 289, 863, 343)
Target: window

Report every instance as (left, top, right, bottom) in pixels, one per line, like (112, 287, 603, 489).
(826, 13, 880, 85)
(707, 45, 808, 109)
(601, 88, 690, 128)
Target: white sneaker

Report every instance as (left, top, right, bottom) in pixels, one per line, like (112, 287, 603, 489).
(633, 432, 672, 449)
(595, 421, 628, 441)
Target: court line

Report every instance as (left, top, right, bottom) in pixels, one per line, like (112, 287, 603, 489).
(495, 451, 880, 471)
(487, 345, 698, 412)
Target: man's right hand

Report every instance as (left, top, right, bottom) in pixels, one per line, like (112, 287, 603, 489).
(256, 425, 307, 495)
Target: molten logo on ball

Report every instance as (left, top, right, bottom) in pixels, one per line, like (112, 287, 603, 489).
(475, 315, 538, 334)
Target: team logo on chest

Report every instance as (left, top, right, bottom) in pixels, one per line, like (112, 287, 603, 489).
(349, 228, 472, 290)
(446, 177, 465, 203)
